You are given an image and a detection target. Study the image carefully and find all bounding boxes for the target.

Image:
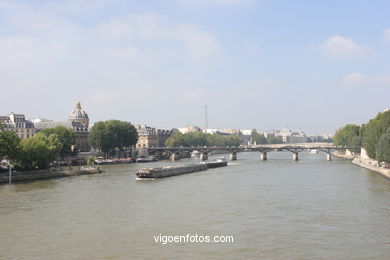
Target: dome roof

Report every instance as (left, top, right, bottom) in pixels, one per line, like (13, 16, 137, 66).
(69, 101, 89, 120)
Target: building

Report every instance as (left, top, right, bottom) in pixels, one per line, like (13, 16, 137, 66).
(157, 129, 177, 147)
(204, 129, 219, 134)
(307, 134, 333, 142)
(261, 130, 278, 138)
(136, 125, 177, 148)
(279, 128, 307, 143)
(68, 102, 90, 129)
(240, 129, 252, 136)
(0, 113, 36, 139)
(135, 125, 159, 148)
(33, 102, 90, 152)
(219, 129, 241, 135)
(178, 125, 202, 134)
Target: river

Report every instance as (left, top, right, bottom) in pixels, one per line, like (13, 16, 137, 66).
(0, 152, 389, 260)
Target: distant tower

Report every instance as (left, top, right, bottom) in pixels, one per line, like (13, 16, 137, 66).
(205, 105, 208, 130)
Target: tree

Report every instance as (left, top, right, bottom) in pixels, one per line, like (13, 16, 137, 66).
(363, 111, 390, 159)
(225, 135, 241, 146)
(40, 126, 76, 158)
(165, 132, 185, 147)
(267, 136, 283, 144)
(251, 129, 267, 144)
(88, 120, 138, 153)
(17, 133, 62, 170)
(165, 132, 242, 147)
(87, 156, 95, 166)
(376, 127, 390, 162)
(0, 128, 21, 161)
(333, 124, 362, 148)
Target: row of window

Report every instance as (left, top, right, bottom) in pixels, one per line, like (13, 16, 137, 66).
(20, 134, 33, 138)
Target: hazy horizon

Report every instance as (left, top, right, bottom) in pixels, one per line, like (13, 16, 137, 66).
(1, 0, 389, 134)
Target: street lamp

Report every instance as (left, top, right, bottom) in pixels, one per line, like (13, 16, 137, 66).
(8, 161, 13, 184)
(1, 160, 12, 184)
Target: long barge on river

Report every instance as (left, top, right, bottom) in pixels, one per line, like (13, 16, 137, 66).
(135, 157, 228, 179)
(136, 163, 208, 179)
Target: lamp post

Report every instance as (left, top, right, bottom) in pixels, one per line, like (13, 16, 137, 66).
(8, 161, 12, 184)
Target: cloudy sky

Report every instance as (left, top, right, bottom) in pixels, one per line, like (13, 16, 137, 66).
(0, 0, 389, 134)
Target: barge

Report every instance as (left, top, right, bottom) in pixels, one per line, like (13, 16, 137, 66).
(136, 157, 157, 163)
(206, 157, 228, 168)
(135, 163, 207, 179)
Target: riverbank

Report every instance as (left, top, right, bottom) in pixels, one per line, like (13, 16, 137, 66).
(352, 157, 390, 180)
(0, 166, 104, 184)
(333, 151, 356, 160)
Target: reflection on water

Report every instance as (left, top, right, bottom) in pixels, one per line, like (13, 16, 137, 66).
(0, 152, 389, 260)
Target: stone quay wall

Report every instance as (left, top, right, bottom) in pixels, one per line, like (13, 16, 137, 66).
(0, 166, 103, 184)
(352, 158, 390, 180)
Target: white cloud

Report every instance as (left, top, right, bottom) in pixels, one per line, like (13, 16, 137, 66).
(384, 29, 390, 43)
(320, 35, 374, 59)
(98, 13, 220, 61)
(340, 73, 390, 88)
(0, 1, 224, 125)
(179, 0, 252, 7)
(340, 73, 368, 87)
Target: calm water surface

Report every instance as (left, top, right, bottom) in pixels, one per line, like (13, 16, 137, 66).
(1, 152, 390, 260)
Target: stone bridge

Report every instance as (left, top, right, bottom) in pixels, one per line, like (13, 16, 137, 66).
(146, 143, 360, 161)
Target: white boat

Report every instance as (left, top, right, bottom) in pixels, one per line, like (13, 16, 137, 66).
(191, 150, 200, 158)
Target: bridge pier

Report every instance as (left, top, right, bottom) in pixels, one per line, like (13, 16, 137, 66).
(200, 153, 208, 161)
(170, 153, 179, 161)
(230, 153, 237, 161)
(326, 153, 332, 161)
(292, 152, 299, 161)
(260, 152, 267, 161)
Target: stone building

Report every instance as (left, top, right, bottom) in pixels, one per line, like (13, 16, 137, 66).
(135, 125, 176, 148)
(157, 128, 178, 147)
(136, 125, 158, 148)
(0, 113, 36, 139)
(68, 101, 89, 129)
(279, 128, 307, 143)
(33, 102, 91, 152)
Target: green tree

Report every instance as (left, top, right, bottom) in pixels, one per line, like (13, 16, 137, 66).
(225, 135, 241, 146)
(88, 120, 138, 153)
(0, 128, 21, 161)
(165, 132, 185, 147)
(376, 127, 390, 162)
(87, 156, 95, 166)
(251, 129, 267, 144)
(40, 126, 76, 158)
(333, 124, 362, 147)
(165, 132, 242, 147)
(267, 136, 283, 144)
(17, 133, 62, 170)
(363, 111, 390, 159)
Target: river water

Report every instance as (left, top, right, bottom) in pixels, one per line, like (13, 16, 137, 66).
(0, 152, 389, 260)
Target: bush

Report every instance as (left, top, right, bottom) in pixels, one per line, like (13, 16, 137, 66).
(87, 157, 95, 166)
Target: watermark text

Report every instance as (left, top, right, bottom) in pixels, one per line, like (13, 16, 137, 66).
(154, 234, 234, 245)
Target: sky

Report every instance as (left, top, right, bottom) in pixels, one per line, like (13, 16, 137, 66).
(0, 0, 389, 134)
